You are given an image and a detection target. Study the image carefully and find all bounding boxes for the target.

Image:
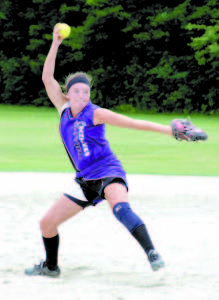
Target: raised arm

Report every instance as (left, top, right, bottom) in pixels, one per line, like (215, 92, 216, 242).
(42, 24, 68, 114)
(93, 108, 172, 135)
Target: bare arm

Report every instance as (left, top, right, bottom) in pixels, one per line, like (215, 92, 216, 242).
(94, 108, 172, 135)
(42, 24, 68, 114)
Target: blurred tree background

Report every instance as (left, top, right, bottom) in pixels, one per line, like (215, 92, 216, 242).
(1, 0, 219, 113)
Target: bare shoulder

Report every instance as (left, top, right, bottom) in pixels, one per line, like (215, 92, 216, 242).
(43, 77, 68, 113)
(58, 101, 70, 116)
(94, 108, 116, 125)
(93, 108, 136, 127)
(93, 107, 172, 134)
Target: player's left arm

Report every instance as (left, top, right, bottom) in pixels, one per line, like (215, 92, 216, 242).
(93, 108, 172, 135)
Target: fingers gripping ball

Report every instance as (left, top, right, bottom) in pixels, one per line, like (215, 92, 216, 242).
(170, 119, 208, 142)
(57, 23, 71, 39)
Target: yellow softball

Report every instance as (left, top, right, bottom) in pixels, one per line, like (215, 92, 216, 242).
(57, 23, 71, 39)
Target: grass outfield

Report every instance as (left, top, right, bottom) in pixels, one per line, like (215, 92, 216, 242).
(0, 104, 218, 175)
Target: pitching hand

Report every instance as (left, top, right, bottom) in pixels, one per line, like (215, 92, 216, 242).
(53, 23, 64, 46)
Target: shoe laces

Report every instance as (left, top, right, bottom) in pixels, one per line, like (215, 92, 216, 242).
(149, 250, 159, 262)
(34, 260, 45, 269)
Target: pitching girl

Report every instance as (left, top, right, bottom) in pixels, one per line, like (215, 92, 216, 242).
(25, 23, 172, 277)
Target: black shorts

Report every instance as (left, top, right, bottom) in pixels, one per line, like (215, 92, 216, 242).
(64, 176, 128, 209)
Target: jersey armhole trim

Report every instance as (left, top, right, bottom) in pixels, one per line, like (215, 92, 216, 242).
(92, 105, 101, 126)
(59, 102, 70, 117)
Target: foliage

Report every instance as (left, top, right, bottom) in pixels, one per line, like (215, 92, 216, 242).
(0, 0, 219, 113)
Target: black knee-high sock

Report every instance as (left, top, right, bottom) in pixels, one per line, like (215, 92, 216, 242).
(132, 224, 155, 255)
(42, 234, 59, 270)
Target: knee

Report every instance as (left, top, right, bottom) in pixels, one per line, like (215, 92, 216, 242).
(113, 202, 144, 233)
(40, 216, 55, 233)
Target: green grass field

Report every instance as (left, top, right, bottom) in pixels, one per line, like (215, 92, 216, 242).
(0, 104, 218, 175)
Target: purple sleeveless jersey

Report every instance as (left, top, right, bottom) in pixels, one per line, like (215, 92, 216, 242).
(59, 102, 127, 183)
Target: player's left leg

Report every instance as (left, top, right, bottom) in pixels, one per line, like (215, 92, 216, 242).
(104, 183, 165, 271)
(25, 194, 85, 277)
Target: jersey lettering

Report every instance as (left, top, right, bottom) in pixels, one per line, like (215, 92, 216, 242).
(73, 121, 90, 158)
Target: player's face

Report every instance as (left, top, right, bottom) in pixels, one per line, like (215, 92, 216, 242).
(67, 83, 90, 110)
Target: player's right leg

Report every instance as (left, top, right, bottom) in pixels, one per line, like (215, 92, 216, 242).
(25, 193, 84, 277)
(104, 182, 165, 271)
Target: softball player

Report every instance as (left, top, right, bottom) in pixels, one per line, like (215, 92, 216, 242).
(26, 23, 206, 277)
